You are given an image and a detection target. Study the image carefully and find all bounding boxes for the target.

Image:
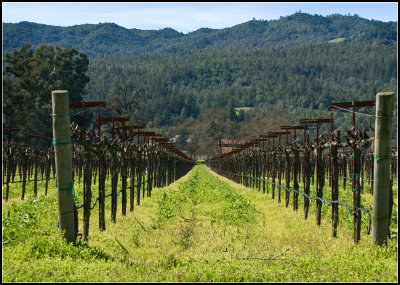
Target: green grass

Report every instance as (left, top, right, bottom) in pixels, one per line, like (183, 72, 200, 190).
(259, 172, 397, 239)
(328, 37, 346, 43)
(2, 165, 398, 282)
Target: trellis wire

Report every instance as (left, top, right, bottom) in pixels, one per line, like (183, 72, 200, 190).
(218, 170, 372, 234)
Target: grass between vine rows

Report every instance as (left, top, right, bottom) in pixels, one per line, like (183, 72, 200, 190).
(2, 165, 398, 282)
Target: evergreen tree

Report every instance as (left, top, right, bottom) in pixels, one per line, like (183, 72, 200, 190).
(3, 43, 90, 137)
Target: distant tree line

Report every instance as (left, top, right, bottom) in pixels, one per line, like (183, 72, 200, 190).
(3, 12, 397, 56)
(86, 42, 397, 127)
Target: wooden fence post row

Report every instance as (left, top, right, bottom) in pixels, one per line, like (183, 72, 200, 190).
(3, 91, 194, 243)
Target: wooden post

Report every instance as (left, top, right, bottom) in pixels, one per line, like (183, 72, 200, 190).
(329, 112, 333, 187)
(372, 92, 394, 245)
(51, 90, 76, 243)
(303, 123, 306, 187)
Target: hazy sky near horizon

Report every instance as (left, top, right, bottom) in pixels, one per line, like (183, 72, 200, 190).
(2, 2, 398, 34)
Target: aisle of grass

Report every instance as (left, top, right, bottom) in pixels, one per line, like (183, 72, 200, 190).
(2, 165, 398, 282)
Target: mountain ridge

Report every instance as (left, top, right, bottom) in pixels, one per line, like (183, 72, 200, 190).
(3, 12, 397, 56)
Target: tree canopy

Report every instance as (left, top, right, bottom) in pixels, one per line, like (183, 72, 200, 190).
(3, 43, 90, 137)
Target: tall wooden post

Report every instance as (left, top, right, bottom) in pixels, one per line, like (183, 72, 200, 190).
(303, 123, 307, 187)
(316, 122, 320, 225)
(267, 136, 270, 193)
(372, 92, 394, 245)
(329, 112, 333, 187)
(51, 90, 76, 243)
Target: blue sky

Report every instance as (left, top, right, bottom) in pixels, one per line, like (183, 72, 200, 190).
(2, 2, 398, 34)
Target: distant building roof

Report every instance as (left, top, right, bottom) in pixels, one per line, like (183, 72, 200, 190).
(218, 139, 245, 154)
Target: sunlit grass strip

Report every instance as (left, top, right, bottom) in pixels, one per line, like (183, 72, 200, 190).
(216, 169, 397, 239)
(2, 165, 398, 282)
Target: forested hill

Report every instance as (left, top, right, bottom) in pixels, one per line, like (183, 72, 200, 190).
(3, 12, 397, 56)
(3, 12, 397, 156)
